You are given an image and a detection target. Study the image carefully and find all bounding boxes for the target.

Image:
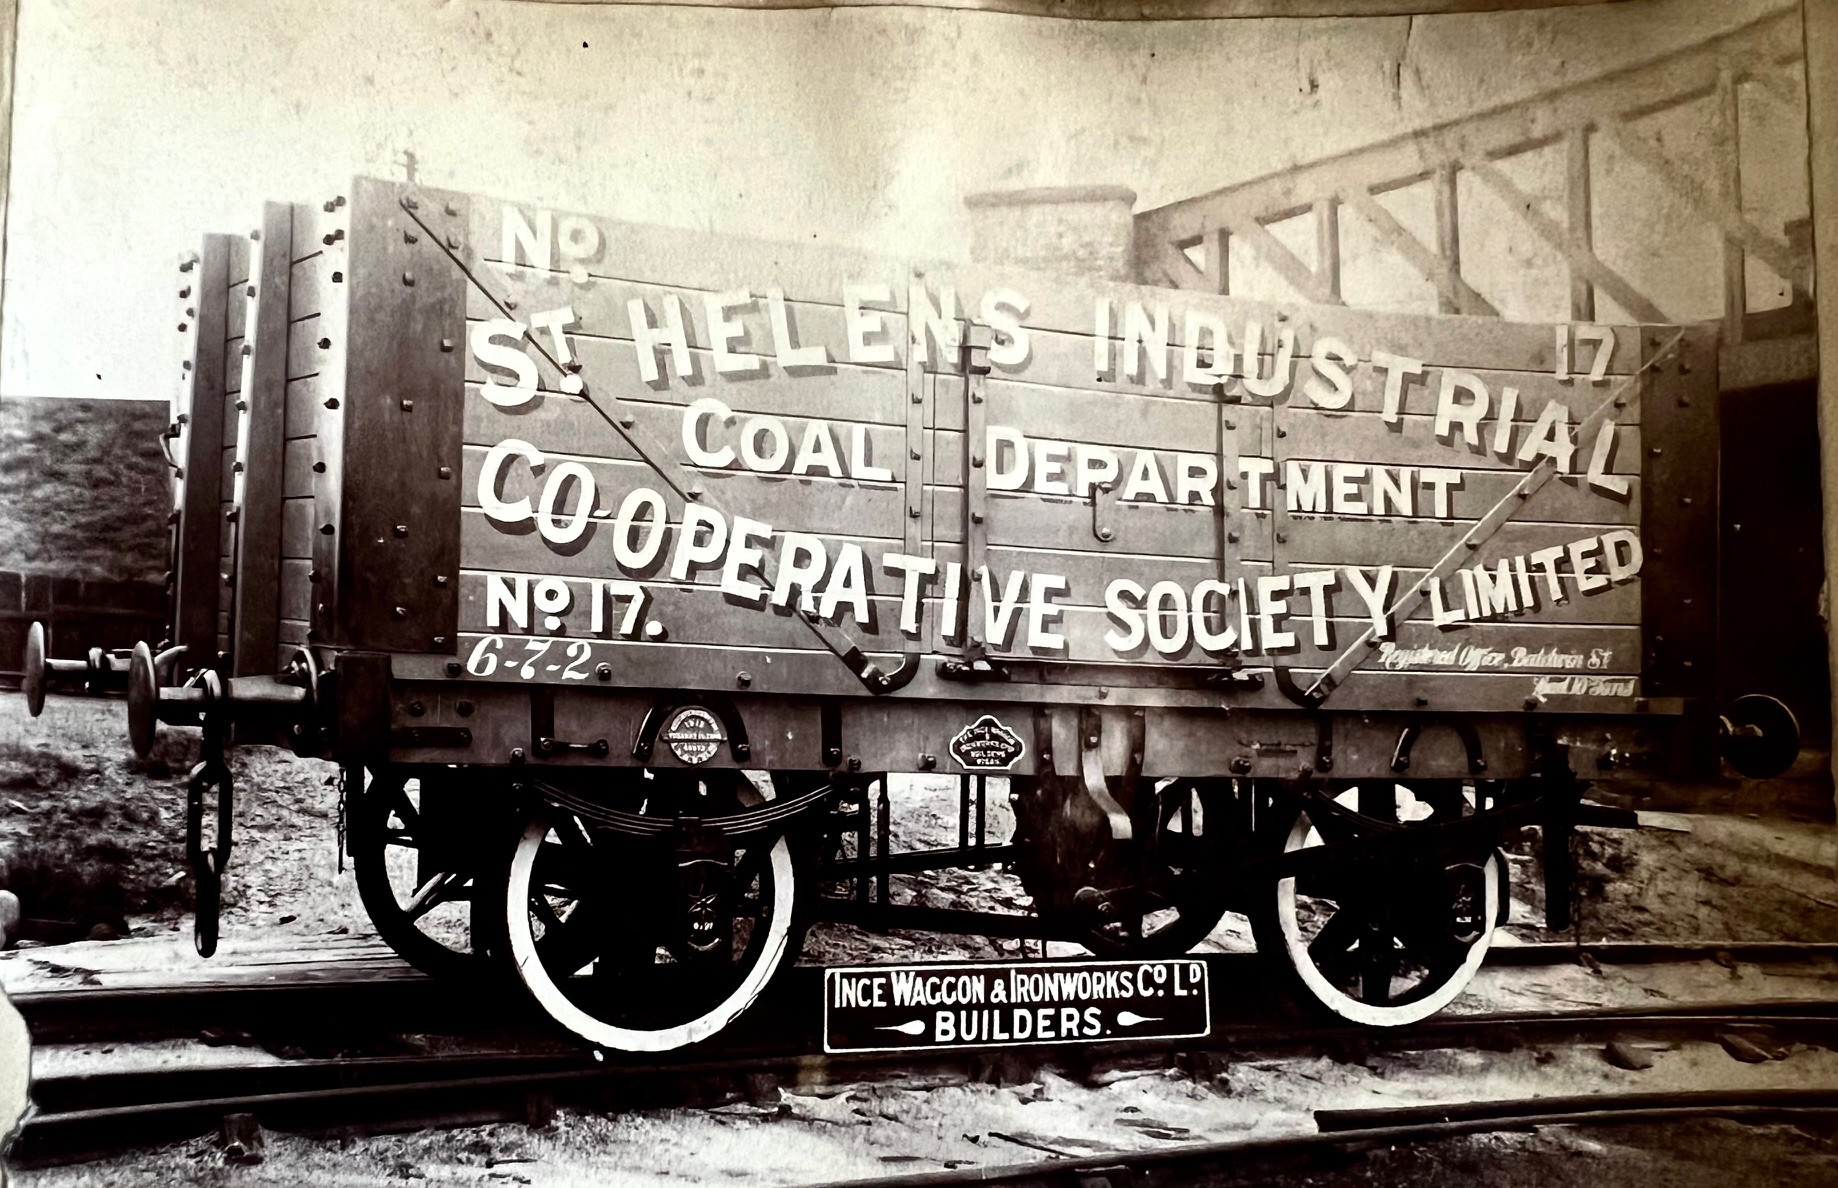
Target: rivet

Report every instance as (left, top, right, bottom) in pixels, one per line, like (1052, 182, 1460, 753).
(1650, 446, 1662, 457)
(1679, 396, 1691, 407)
(596, 664, 612, 681)
(456, 699, 474, 716)
(1414, 695, 1430, 707)
(312, 460, 327, 473)
(447, 234, 461, 250)
(910, 448, 922, 460)
(182, 361, 192, 371)
(1464, 538, 1478, 549)
(971, 511, 984, 524)
(440, 338, 454, 352)
(686, 485, 703, 501)
(393, 606, 408, 619)
(736, 671, 752, 687)
(318, 337, 332, 350)
(1524, 697, 1540, 711)
(232, 460, 245, 473)
(971, 454, 985, 468)
(241, 344, 252, 356)
(434, 574, 448, 587)
(324, 397, 340, 409)
(445, 660, 463, 676)
(1226, 531, 1240, 543)
(438, 466, 453, 480)
(503, 297, 517, 310)
(246, 284, 256, 297)
(316, 602, 328, 616)
(445, 200, 460, 217)
(180, 259, 195, 273)
(404, 230, 418, 245)
(919, 753, 936, 770)
(403, 196, 419, 210)
(911, 393, 923, 405)
(332, 272, 343, 283)
(179, 287, 191, 299)
(1225, 479, 1237, 490)
(323, 233, 337, 246)
(394, 524, 409, 537)
(224, 507, 238, 522)
(408, 701, 425, 717)
(324, 200, 338, 214)
(1224, 420, 1236, 431)
(222, 572, 233, 586)
(1681, 496, 1693, 506)
(909, 506, 921, 518)
(1276, 427, 1288, 438)
(235, 399, 248, 412)
(320, 523, 335, 535)
(1275, 532, 1287, 544)
(178, 322, 188, 333)
(402, 272, 416, 287)
(400, 399, 414, 411)
(308, 569, 320, 582)
(618, 414, 635, 429)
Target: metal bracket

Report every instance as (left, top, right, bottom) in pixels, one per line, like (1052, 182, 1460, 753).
(937, 656, 1011, 682)
(1078, 706, 1133, 842)
(1391, 717, 1488, 775)
(1090, 481, 1117, 543)
(960, 321, 993, 663)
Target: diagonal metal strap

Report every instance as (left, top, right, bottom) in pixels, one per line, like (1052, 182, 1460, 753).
(399, 196, 918, 694)
(1299, 328, 1686, 705)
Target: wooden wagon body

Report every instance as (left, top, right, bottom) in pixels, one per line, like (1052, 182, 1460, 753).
(153, 175, 1719, 785)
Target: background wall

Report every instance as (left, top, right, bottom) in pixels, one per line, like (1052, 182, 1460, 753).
(0, 0, 1808, 405)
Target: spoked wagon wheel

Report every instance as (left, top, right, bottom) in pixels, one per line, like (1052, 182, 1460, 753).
(1251, 781, 1500, 1027)
(1012, 775, 1238, 959)
(351, 767, 487, 979)
(1075, 778, 1239, 958)
(501, 771, 810, 1052)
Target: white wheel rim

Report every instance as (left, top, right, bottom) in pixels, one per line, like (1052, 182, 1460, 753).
(504, 810, 796, 1052)
(1273, 804, 1498, 1027)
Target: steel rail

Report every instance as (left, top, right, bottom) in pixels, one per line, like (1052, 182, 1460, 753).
(16, 940, 1838, 1044)
(818, 1096, 1838, 1188)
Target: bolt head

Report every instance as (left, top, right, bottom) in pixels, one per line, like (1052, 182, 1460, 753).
(392, 606, 407, 619)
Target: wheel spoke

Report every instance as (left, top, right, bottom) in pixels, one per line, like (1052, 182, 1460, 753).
(1360, 919, 1396, 1004)
(403, 870, 463, 921)
(1307, 905, 1363, 972)
(536, 902, 610, 978)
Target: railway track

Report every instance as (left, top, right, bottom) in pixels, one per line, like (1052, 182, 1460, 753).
(819, 1089, 1838, 1188)
(10, 940, 1838, 1168)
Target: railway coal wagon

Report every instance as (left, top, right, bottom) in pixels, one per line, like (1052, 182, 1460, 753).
(24, 176, 1802, 1052)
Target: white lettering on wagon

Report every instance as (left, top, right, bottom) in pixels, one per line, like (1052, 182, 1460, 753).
(463, 203, 1651, 673)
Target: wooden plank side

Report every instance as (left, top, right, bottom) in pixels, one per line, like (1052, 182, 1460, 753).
(440, 179, 1641, 374)
(232, 203, 293, 678)
(330, 177, 465, 651)
(174, 234, 232, 665)
(430, 178, 1659, 695)
(452, 570, 1637, 673)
